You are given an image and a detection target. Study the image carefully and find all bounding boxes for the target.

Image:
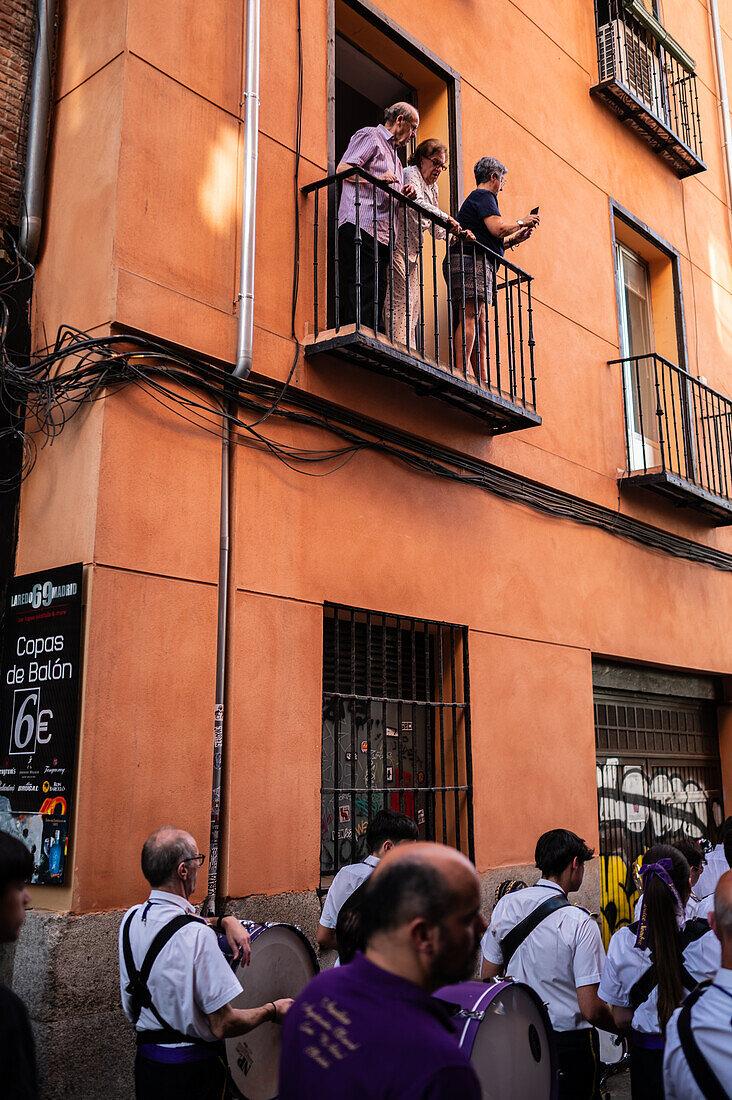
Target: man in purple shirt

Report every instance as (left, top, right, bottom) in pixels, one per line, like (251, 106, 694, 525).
(337, 101, 418, 332)
(279, 842, 485, 1099)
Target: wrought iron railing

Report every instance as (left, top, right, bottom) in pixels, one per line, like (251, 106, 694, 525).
(301, 168, 537, 413)
(592, 0, 703, 172)
(614, 352, 732, 503)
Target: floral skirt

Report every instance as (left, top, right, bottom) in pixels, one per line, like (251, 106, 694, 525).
(445, 249, 494, 308)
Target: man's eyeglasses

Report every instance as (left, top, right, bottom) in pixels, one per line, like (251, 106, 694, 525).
(427, 158, 447, 172)
(180, 854, 206, 867)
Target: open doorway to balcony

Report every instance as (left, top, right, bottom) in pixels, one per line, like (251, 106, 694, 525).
(326, 0, 459, 366)
(335, 35, 416, 169)
(615, 242, 659, 470)
(612, 207, 691, 477)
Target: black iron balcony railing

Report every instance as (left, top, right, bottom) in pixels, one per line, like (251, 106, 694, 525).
(300, 168, 541, 433)
(614, 352, 732, 523)
(590, 0, 705, 177)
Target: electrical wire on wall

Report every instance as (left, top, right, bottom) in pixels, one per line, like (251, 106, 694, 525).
(3, 311, 732, 575)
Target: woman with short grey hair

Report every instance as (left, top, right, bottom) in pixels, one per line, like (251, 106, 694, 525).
(446, 158, 539, 382)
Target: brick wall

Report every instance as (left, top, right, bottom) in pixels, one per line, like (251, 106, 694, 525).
(0, 0, 35, 236)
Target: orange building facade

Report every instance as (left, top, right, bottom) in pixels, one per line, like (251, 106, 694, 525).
(4, 0, 732, 1091)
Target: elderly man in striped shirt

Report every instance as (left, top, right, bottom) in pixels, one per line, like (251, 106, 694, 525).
(337, 101, 419, 332)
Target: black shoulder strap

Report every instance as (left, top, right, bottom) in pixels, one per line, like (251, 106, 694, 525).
(122, 910, 204, 1030)
(677, 983, 728, 1100)
(336, 877, 371, 966)
(630, 962, 658, 1011)
(681, 919, 712, 949)
(500, 894, 571, 967)
(629, 923, 708, 1011)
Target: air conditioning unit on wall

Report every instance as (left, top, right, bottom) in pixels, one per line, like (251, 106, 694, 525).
(598, 19, 667, 122)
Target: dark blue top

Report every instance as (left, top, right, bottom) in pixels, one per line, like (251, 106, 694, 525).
(278, 953, 481, 1100)
(456, 188, 504, 257)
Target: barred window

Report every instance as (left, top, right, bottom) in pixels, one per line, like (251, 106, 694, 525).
(320, 603, 474, 891)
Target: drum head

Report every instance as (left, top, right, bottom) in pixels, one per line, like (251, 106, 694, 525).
(225, 924, 318, 1100)
(461, 983, 554, 1100)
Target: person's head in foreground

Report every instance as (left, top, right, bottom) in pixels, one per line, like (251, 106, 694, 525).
(0, 830, 32, 943)
(362, 841, 487, 991)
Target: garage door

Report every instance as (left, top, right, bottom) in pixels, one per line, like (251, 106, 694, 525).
(594, 662, 724, 945)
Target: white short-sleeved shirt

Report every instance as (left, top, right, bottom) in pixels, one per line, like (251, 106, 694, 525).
(319, 855, 380, 929)
(695, 845, 730, 901)
(480, 879, 605, 1032)
(119, 889, 242, 1043)
(598, 923, 721, 1035)
(663, 968, 732, 1100)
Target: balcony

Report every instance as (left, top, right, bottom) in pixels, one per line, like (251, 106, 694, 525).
(615, 353, 732, 524)
(301, 169, 541, 434)
(590, 0, 705, 178)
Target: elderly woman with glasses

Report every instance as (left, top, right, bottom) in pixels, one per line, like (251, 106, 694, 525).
(385, 139, 465, 348)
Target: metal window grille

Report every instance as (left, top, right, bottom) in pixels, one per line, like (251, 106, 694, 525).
(594, 687, 724, 944)
(320, 603, 474, 891)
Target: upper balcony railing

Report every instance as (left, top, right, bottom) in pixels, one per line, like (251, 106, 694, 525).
(301, 168, 541, 433)
(590, 0, 705, 177)
(614, 352, 732, 523)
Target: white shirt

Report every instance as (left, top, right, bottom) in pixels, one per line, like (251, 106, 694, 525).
(663, 968, 732, 1100)
(481, 879, 605, 1032)
(599, 923, 721, 1035)
(696, 845, 730, 901)
(119, 889, 242, 1042)
(319, 855, 380, 929)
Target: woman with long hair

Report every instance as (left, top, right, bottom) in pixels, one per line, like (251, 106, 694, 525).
(598, 844, 720, 1098)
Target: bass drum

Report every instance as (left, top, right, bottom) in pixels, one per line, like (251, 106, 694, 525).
(221, 921, 318, 1100)
(435, 979, 558, 1100)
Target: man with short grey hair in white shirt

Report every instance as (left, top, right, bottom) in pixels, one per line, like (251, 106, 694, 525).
(119, 826, 292, 1100)
(664, 867, 732, 1100)
(481, 828, 616, 1100)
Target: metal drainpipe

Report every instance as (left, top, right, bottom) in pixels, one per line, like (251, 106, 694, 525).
(203, 0, 261, 914)
(710, 0, 732, 219)
(19, 0, 57, 262)
(233, 0, 261, 380)
(203, 415, 230, 917)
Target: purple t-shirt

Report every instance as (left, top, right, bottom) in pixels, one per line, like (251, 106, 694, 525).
(279, 953, 481, 1100)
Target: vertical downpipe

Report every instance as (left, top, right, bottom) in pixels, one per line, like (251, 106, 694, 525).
(204, 0, 261, 914)
(709, 0, 732, 231)
(203, 414, 230, 916)
(19, 0, 57, 262)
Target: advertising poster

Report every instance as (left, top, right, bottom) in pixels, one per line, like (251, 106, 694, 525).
(0, 564, 83, 884)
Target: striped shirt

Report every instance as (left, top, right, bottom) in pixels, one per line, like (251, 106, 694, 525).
(338, 124, 403, 244)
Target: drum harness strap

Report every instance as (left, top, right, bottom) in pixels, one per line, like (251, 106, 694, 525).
(676, 981, 730, 1100)
(628, 918, 710, 1012)
(500, 894, 571, 968)
(121, 907, 212, 1047)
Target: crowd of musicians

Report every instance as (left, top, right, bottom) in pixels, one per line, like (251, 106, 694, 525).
(1, 813, 731, 1099)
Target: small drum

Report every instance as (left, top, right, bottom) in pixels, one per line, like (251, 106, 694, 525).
(219, 921, 318, 1100)
(435, 979, 558, 1100)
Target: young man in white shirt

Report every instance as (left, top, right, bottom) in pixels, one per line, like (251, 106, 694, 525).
(481, 828, 616, 1100)
(119, 826, 292, 1100)
(663, 868, 732, 1100)
(316, 808, 419, 955)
